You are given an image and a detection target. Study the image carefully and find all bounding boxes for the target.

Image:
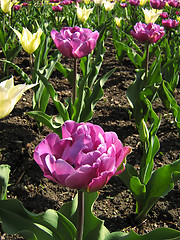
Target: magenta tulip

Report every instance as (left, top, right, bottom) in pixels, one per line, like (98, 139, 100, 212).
(129, 0, 140, 6)
(130, 22, 165, 43)
(150, 0, 166, 9)
(168, 0, 180, 7)
(51, 26, 99, 58)
(120, 2, 127, 7)
(34, 120, 131, 192)
(52, 5, 63, 11)
(162, 19, 179, 28)
(160, 12, 169, 18)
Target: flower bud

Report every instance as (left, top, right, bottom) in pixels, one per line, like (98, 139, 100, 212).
(139, 119, 149, 142)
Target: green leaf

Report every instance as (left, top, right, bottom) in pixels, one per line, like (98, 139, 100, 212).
(0, 199, 76, 240)
(136, 159, 180, 222)
(0, 165, 10, 200)
(104, 228, 180, 240)
(60, 191, 109, 240)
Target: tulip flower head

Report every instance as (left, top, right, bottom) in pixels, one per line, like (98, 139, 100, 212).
(162, 18, 179, 28)
(103, 0, 116, 11)
(160, 12, 169, 18)
(142, 8, 162, 24)
(139, 0, 148, 6)
(0, 76, 35, 119)
(120, 2, 127, 7)
(129, 0, 140, 6)
(13, 28, 43, 54)
(150, 0, 166, 9)
(51, 26, 99, 58)
(76, 5, 93, 22)
(52, 5, 63, 11)
(130, 22, 165, 43)
(168, 0, 180, 7)
(1, 0, 18, 14)
(115, 17, 123, 27)
(93, 0, 105, 5)
(34, 120, 131, 192)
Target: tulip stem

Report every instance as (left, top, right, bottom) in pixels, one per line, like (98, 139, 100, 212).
(145, 43, 149, 85)
(73, 58, 78, 104)
(76, 191, 84, 240)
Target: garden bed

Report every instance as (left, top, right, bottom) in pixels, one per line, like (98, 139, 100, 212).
(0, 37, 179, 239)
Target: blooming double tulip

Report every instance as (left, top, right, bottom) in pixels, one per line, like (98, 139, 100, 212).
(76, 5, 93, 23)
(168, 0, 180, 7)
(160, 12, 169, 18)
(13, 28, 43, 54)
(34, 120, 131, 192)
(130, 22, 165, 43)
(162, 19, 179, 28)
(0, 76, 35, 119)
(51, 26, 99, 58)
(129, 0, 140, 6)
(142, 8, 162, 24)
(150, 0, 166, 9)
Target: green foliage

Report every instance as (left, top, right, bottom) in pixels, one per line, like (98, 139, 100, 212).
(60, 191, 109, 240)
(0, 164, 10, 200)
(0, 199, 76, 240)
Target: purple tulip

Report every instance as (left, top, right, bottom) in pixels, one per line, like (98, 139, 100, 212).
(13, 4, 22, 10)
(52, 5, 63, 11)
(120, 2, 127, 7)
(150, 0, 166, 9)
(160, 12, 169, 18)
(51, 26, 99, 58)
(34, 120, 131, 192)
(168, 0, 180, 7)
(129, 0, 140, 6)
(162, 19, 179, 28)
(130, 22, 165, 44)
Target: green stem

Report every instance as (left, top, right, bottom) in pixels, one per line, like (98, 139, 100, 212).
(76, 191, 84, 240)
(145, 43, 149, 85)
(73, 58, 77, 104)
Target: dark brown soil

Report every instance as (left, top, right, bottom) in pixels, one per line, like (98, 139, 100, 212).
(0, 37, 179, 239)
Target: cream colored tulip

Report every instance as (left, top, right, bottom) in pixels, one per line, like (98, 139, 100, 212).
(115, 17, 122, 27)
(76, 5, 93, 23)
(0, 76, 35, 119)
(13, 28, 43, 54)
(142, 8, 162, 24)
(94, 0, 105, 5)
(104, 0, 115, 11)
(1, 0, 17, 14)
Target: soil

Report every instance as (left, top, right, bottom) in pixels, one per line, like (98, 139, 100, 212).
(0, 37, 179, 239)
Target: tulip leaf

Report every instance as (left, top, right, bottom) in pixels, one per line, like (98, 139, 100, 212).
(0, 59, 32, 84)
(0, 164, 10, 200)
(0, 199, 76, 240)
(60, 191, 109, 240)
(104, 228, 180, 240)
(135, 159, 180, 222)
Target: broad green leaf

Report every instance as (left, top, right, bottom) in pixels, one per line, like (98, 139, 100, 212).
(0, 165, 10, 200)
(104, 228, 180, 240)
(60, 191, 109, 240)
(0, 199, 76, 240)
(136, 159, 180, 222)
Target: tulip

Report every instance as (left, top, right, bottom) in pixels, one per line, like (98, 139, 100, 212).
(93, 0, 105, 5)
(150, 0, 166, 9)
(142, 8, 162, 24)
(130, 22, 165, 43)
(162, 19, 179, 28)
(115, 17, 123, 27)
(139, 0, 148, 6)
(103, 0, 116, 11)
(52, 5, 63, 11)
(0, 76, 35, 119)
(13, 4, 21, 10)
(168, 0, 180, 7)
(1, 0, 17, 14)
(160, 12, 169, 18)
(13, 28, 43, 54)
(76, 5, 93, 22)
(129, 0, 140, 6)
(51, 26, 99, 58)
(34, 120, 131, 192)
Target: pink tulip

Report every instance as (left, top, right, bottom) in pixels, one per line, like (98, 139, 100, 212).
(51, 26, 99, 58)
(129, 0, 140, 6)
(150, 0, 166, 9)
(13, 4, 22, 10)
(130, 22, 165, 43)
(162, 19, 179, 28)
(168, 0, 180, 7)
(52, 5, 63, 11)
(34, 120, 131, 192)
(160, 12, 169, 18)
(120, 2, 127, 7)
